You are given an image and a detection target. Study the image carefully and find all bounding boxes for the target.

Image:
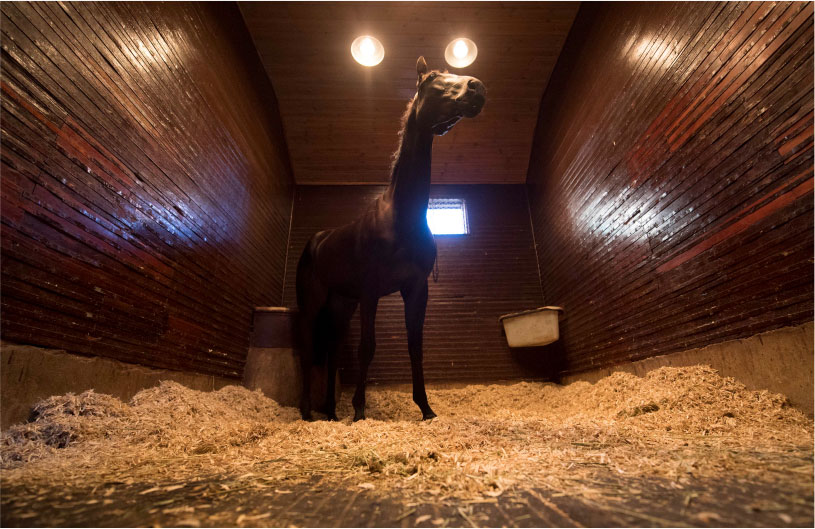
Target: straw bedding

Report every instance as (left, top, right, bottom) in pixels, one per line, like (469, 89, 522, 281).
(2, 366, 812, 504)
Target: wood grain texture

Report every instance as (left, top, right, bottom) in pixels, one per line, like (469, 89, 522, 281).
(238, 2, 578, 185)
(283, 185, 545, 384)
(1, 2, 294, 378)
(526, 2, 814, 375)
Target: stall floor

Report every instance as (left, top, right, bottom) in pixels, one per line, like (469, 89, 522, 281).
(2, 470, 813, 527)
(2, 366, 812, 527)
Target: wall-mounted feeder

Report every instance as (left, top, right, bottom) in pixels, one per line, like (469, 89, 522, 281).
(499, 306, 564, 347)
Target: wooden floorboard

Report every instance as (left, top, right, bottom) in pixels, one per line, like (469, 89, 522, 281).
(2, 469, 812, 527)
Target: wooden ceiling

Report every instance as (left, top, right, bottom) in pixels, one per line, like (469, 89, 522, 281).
(239, 2, 578, 184)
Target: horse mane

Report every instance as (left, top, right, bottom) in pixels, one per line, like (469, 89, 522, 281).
(389, 96, 417, 176)
(389, 69, 447, 178)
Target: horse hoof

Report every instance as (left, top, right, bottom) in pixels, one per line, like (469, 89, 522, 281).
(301, 413, 314, 422)
(353, 412, 366, 422)
(325, 414, 339, 422)
(422, 411, 437, 421)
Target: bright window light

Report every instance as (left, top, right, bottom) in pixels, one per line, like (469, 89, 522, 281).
(427, 199, 468, 235)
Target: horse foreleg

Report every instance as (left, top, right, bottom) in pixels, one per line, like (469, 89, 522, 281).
(402, 279, 436, 420)
(352, 296, 378, 421)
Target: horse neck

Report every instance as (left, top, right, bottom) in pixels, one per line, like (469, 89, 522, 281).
(385, 106, 433, 232)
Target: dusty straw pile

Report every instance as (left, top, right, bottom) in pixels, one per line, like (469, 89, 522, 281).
(2, 366, 812, 502)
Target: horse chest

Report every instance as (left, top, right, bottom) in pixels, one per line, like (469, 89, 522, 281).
(364, 237, 434, 294)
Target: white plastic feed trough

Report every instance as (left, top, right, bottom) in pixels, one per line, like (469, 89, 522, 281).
(499, 306, 564, 347)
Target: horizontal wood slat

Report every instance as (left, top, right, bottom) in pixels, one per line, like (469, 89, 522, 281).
(526, 2, 814, 375)
(0, 2, 294, 378)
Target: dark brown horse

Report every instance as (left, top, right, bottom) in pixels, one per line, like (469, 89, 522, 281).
(295, 57, 486, 421)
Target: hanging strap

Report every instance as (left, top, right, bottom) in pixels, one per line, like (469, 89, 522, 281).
(432, 234, 439, 283)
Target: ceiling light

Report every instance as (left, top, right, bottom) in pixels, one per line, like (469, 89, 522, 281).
(453, 40, 469, 59)
(445, 38, 477, 68)
(351, 35, 384, 66)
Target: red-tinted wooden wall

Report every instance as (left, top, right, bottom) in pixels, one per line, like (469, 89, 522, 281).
(527, 2, 814, 376)
(284, 185, 544, 384)
(1, 3, 294, 378)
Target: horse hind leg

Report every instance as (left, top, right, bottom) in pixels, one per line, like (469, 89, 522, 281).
(352, 295, 379, 422)
(295, 240, 327, 421)
(320, 295, 356, 421)
(297, 310, 316, 421)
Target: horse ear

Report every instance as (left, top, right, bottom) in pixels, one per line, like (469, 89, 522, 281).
(416, 56, 428, 77)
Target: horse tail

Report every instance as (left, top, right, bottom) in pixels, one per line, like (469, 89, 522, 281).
(295, 235, 317, 312)
(295, 232, 330, 366)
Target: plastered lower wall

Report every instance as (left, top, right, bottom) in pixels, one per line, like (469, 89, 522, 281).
(562, 323, 814, 417)
(1, 342, 235, 430)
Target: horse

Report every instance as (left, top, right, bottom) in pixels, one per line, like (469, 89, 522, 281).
(295, 56, 486, 422)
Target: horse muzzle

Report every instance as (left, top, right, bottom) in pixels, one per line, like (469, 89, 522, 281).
(460, 94, 485, 118)
(458, 78, 486, 118)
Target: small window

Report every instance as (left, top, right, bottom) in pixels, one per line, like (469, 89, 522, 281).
(426, 198, 469, 235)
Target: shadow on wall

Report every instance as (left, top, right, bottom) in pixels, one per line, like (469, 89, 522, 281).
(509, 341, 567, 382)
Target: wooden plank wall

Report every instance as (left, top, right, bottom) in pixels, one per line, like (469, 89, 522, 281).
(284, 185, 544, 384)
(526, 2, 814, 376)
(0, 3, 294, 378)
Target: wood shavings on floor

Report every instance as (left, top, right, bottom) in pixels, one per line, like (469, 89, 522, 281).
(2, 365, 812, 511)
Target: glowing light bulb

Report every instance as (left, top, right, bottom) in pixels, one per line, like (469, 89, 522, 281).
(360, 37, 375, 57)
(351, 35, 384, 66)
(453, 40, 468, 59)
(444, 37, 477, 68)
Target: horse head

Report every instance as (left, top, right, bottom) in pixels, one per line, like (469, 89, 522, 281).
(413, 56, 486, 136)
